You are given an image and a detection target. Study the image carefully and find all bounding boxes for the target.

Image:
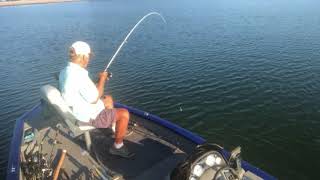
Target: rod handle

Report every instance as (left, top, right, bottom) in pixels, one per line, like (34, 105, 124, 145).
(53, 149, 67, 180)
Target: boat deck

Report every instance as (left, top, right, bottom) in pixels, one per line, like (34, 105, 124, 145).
(92, 124, 186, 180)
(22, 110, 190, 180)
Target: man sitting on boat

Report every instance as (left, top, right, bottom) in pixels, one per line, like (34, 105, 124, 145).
(59, 41, 134, 158)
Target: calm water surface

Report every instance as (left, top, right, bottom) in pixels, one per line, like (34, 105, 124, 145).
(1, 0, 320, 179)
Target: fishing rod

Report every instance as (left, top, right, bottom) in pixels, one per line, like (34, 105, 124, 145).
(104, 12, 166, 72)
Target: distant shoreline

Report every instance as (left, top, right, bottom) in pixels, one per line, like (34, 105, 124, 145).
(0, 0, 78, 7)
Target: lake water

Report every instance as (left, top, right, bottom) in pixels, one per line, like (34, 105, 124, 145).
(1, 0, 320, 179)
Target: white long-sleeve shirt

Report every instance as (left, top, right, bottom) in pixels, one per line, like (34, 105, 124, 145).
(59, 62, 104, 122)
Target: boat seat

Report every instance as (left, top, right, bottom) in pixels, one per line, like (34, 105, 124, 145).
(40, 84, 95, 151)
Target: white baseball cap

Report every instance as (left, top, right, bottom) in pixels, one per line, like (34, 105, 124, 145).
(71, 41, 91, 57)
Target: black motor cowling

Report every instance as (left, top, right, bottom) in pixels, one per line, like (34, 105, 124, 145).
(171, 143, 244, 180)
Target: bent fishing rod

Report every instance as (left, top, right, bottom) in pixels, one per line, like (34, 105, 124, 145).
(104, 12, 166, 73)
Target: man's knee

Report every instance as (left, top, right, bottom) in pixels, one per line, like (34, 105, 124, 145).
(116, 108, 129, 121)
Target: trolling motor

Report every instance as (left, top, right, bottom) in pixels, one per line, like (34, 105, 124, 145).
(229, 147, 245, 178)
(171, 144, 262, 180)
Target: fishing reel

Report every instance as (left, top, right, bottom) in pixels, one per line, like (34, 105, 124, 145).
(107, 72, 112, 79)
(94, 72, 112, 84)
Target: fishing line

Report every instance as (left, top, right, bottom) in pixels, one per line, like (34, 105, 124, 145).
(104, 12, 166, 72)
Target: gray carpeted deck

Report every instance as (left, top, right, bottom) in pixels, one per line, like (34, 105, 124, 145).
(91, 119, 187, 179)
(21, 112, 190, 180)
